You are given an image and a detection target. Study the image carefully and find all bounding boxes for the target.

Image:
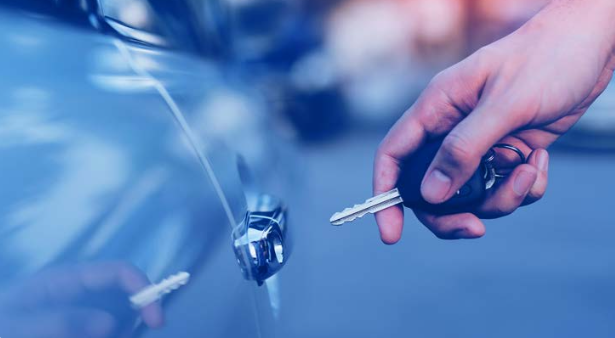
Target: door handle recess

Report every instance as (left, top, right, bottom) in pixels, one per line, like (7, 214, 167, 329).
(233, 195, 290, 285)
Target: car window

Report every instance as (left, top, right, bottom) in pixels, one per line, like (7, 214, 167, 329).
(0, 0, 225, 58)
(98, 0, 220, 56)
(0, 0, 99, 29)
(98, 0, 171, 46)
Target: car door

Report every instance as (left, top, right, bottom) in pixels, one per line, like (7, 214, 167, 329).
(0, 2, 291, 337)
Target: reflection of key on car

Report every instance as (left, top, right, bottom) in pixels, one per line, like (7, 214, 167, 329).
(130, 272, 190, 308)
(0, 262, 171, 338)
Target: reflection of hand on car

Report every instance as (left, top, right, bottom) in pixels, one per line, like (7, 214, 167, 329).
(374, 0, 615, 244)
(0, 262, 164, 338)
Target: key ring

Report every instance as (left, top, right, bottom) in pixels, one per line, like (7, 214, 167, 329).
(482, 143, 526, 189)
(491, 144, 526, 178)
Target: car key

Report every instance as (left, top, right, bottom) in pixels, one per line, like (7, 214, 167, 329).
(330, 137, 526, 225)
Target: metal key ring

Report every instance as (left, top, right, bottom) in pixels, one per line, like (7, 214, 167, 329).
(493, 144, 526, 163)
(490, 144, 527, 178)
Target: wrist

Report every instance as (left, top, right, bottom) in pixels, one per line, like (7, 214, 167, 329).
(592, 0, 615, 55)
(531, 0, 615, 56)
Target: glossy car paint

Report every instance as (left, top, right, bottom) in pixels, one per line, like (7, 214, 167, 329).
(0, 7, 285, 337)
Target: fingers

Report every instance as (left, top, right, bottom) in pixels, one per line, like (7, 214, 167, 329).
(474, 148, 548, 218)
(78, 262, 149, 294)
(523, 149, 549, 205)
(420, 99, 529, 204)
(475, 164, 538, 218)
(414, 211, 486, 240)
(418, 47, 534, 205)
(373, 112, 425, 244)
(407, 150, 549, 239)
(6, 308, 116, 338)
(374, 204, 404, 244)
(78, 262, 164, 329)
(373, 54, 490, 244)
(26, 262, 164, 329)
(411, 148, 549, 239)
(374, 115, 426, 195)
(139, 299, 165, 329)
(4, 262, 165, 338)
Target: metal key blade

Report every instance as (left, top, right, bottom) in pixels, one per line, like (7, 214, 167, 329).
(330, 188, 404, 226)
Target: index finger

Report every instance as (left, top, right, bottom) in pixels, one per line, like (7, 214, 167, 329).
(373, 113, 427, 244)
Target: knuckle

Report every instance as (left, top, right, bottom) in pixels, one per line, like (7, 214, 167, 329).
(491, 201, 517, 216)
(374, 147, 390, 165)
(474, 45, 499, 65)
(426, 68, 457, 97)
(495, 205, 515, 217)
(527, 186, 546, 202)
(441, 133, 478, 166)
(429, 69, 450, 87)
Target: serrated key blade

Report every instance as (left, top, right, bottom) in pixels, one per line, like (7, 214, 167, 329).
(330, 188, 403, 226)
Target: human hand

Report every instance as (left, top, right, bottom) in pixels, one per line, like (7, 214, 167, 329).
(0, 262, 164, 338)
(374, 0, 615, 243)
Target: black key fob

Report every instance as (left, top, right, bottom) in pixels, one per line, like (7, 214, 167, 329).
(395, 137, 487, 214)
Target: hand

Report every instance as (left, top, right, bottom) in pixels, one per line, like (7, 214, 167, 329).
(374, 0, 615, 243)
(0, 262, 164, 338)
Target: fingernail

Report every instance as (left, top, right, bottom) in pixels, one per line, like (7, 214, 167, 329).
(422, 169, 452, 203)
(513, 171, 535, 196)
(536, 150, 549, 172)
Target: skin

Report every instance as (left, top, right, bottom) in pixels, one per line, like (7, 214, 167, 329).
(374, 0, 615, 244)
(0, 262, 164, 338)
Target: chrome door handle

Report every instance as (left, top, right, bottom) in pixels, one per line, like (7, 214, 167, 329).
(233, 194, 291, 285)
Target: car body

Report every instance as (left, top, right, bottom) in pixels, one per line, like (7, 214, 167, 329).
(0, 1, 294, 337)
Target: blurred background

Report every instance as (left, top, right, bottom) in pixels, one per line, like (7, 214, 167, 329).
(213, 0, 615, 337)
(1, 0, 615, 337)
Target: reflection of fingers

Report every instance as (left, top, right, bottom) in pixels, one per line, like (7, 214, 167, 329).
(414, 210, 486, 240)
(139, 301, 164, 329)
(523, 149, 549, 206)
(375, 205, 404, 245)
(476, 164, 538, 219)
(78, 262, 164, 328)
(13, 308, 116, 338)
(79, 262, 149, 294)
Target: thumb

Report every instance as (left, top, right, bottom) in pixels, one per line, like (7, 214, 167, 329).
(421, 101, 526, 204)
